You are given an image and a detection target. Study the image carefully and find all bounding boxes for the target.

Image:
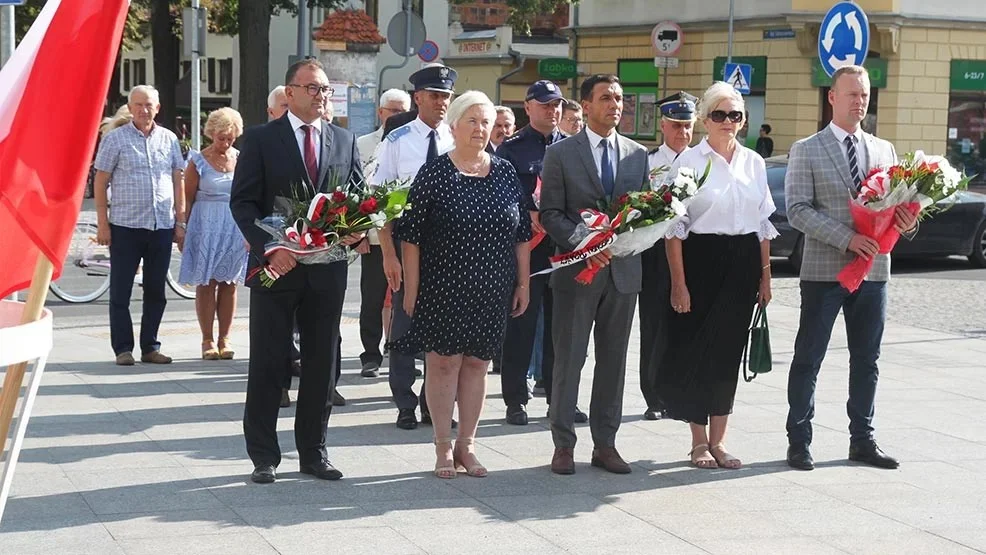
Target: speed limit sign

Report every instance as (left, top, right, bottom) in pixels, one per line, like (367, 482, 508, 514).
(651, 21, 683, 57)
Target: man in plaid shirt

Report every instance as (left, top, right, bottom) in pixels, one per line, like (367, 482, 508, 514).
(92, 85, 185, 366)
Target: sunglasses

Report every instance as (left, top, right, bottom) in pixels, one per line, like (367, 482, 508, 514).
(708, 110, 744, 123)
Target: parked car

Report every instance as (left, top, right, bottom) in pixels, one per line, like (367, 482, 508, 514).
(766, 159, 986, 270)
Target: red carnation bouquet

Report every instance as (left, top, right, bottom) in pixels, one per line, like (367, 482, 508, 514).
(251, 179, 409, 287)
(838, 151, 972, 292)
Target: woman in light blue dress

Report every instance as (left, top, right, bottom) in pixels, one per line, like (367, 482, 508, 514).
(178, 108, 247, 360)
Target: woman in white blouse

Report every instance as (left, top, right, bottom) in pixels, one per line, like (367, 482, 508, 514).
(657, 82, 777, 470)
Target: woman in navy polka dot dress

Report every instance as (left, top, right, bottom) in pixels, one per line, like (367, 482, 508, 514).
(391, 91, 533, 479)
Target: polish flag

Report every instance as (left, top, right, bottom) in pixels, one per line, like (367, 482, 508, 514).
(0, 0, 130, 298)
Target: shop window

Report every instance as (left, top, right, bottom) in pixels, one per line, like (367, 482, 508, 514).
(616, 59, 659, 142)
(947, 93, 986, 186)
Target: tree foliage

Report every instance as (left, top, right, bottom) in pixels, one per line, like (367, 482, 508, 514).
(448, 0, 577, 35)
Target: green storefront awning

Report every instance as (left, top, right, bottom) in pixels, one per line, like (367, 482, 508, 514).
(950, 60, 986, 91)
(811, 58, 888, 88)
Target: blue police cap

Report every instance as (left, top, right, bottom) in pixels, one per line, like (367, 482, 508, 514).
(409, 64, 457, 93)
(658, 91, 697, 122)
(526, 80, 564, 103)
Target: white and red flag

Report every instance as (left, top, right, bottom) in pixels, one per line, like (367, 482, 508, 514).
(0, 0, 130, 298)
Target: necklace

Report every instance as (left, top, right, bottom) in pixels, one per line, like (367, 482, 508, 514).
(451, 152, 487, 176)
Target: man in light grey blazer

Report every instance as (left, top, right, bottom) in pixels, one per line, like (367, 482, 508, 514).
(784, 65, 918, 472)
(540, 74, 650, 475)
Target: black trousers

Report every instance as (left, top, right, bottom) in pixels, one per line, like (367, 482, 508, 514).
(637, 241, 670, 411)
(244, 265, 345, 468)
(500, 275, 553, 406)
(358, 245, 387, 366)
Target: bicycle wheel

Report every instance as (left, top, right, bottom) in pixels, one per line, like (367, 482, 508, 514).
(49, 222, 111, 303)
(166, 242, 196, 299)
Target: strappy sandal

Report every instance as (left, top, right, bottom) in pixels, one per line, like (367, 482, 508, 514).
(688, 443, 719, 469)
(434, 438, 457, 479)
(201, 341, 220, 360)
(453, 438, 488, 478)
(710, 444, 742, 469)
(218, 337, 234, 360)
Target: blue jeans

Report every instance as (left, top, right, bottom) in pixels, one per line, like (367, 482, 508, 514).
(786, 280, 887, 446)
(108, 224, 173, 355)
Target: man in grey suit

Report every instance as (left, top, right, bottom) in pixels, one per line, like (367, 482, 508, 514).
(785, 65, 918, 471)
(540, 74, 650, 475)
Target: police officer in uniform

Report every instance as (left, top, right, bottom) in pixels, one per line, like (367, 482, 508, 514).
(372, 63, 457, 430)
(495, 81, 589, 426)
(640, 91, 697, 421)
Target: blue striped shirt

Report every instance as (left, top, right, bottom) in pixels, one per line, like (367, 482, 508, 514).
(94, 122, 185, 230)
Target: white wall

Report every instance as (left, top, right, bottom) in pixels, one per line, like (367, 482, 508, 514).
(573, 0, 791, 27)
(898, 0, 986, 21)
(375, 0, 450, 91)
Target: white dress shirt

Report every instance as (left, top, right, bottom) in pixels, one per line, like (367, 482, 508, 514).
(827, 121, 868, 175)
(584, 126, 619, 183)
(370, 116, 454, 186)
(287, 110, 322, 168)
(648, 143, 689, 186)
(357, 126, 383, 168)
(669, 138, 778, 240)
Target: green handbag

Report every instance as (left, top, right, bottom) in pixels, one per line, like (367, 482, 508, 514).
(742, 303, 772, 382)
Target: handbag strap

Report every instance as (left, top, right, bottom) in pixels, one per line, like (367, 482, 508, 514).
(742, 303, 766, 383)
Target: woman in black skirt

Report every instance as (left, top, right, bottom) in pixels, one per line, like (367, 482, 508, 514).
(658, 82, 777, 469)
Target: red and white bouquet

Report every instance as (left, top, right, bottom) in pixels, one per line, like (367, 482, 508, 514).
(251, 179, 409, 287)
(839, 151, 972, 292)
(541, 160, 710, 284)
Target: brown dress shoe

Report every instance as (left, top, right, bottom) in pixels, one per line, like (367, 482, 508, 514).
(140, 351, 173, 364)
(115, 352, 135, 366)
(591, 447, 632, 474)
(551, 447, 575, 475)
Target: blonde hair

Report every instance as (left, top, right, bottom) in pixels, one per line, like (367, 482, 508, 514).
(203, 107, 244, 140)
(100, 105, 132, 137)
(447, 90, 496, 129)
(696, 81, 745, 121)
(831, 65, 869, 89)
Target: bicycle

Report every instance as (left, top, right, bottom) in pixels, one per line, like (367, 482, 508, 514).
(49, 222, 196, 303)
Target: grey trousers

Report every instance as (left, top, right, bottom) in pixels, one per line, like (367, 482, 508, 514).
(549, 268, 637, 449)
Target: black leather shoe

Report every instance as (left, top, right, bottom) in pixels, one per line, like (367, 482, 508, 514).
(291, 359, 302, 377)
(506, 404, 529, 425)
(280, 388, 291, 408)
(787, 443, 815, 471)
(300, 460, 343, 481)
(849, 440, 899, 469)
(420, 410, 456, 428)
(251, 464, 276, 484)
(643, 408, 667, 421)
(332, 390, 346, 406)
(396, 408, 418, 430)
(574, 407, 588, 424)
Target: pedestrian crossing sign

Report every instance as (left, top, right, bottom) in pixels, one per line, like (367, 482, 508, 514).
(724, 62, 752, 95)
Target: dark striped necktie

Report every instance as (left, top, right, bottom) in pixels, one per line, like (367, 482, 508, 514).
(844, 135, 862, 191)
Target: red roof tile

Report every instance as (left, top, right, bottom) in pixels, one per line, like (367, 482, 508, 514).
(313, 9, 386, 45)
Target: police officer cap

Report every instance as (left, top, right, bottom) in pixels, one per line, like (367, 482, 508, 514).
(409, 64, 457, 93)
(526, 80, 564, 103)
(658, 91, 697, 122)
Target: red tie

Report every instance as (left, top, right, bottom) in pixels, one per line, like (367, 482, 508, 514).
(303, 124, 318, 188)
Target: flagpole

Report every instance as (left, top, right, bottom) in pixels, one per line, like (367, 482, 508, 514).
(0, 254, 53, 454)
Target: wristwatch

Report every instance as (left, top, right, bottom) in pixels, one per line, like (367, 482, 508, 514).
(176, 222, 187, 230)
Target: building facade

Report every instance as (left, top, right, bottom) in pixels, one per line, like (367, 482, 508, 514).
(571, 0, 986, 182)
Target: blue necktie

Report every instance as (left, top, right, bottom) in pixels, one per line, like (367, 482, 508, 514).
(427, 130, 438, 162)
(600, 139, 615, 197)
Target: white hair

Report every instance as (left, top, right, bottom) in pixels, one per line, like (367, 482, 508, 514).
(446, 90, 496, 128)
(128, 85, 160, 105)
(494, 105, 515, 120)
(267, 85, 286, 110)
(379, 88, 411, 109)
(696, 81, 744, 121)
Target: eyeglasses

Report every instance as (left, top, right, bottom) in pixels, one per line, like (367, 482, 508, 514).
(381, 107, 408, 114)
(708, 110, 744, 123)
(563, 116, 583, 125)
(288, 84, 334, 97)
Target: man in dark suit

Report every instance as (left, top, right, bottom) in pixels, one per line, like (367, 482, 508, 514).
(540, 74, 650, 475)
(231, 58, 364, 484)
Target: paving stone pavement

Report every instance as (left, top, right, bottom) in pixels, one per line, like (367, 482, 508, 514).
(3, 263, 986, 554)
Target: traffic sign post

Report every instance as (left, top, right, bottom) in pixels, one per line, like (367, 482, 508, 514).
(651, 21, 683, 57)
(417, 39, 439, 63)
(818, 1, 870, 78)
(724, 62, 752, 95)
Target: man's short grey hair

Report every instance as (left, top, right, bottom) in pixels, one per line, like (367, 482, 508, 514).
(267, 85, 286, 110)
(446, 90, 496, 129)
(696, 81, 744, 121)
(494, 105, 515, 119)
(128, 85, 160, 105)
(379, 88, 411, 109)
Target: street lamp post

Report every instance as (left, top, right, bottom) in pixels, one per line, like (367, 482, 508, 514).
(191, 0, 202, 152)
(1, 4, 14, 67)
(727, 0, 735, 64)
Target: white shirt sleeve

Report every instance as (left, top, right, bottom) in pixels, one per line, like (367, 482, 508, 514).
(370, 138, 396, 187)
